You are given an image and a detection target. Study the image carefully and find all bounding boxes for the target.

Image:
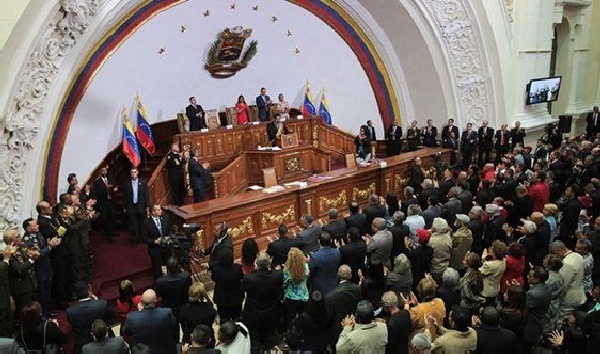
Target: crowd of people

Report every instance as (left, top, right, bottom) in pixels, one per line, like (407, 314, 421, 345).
(2, 109, 600, 353)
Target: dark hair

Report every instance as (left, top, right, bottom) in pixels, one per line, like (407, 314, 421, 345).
(305, 291, 328, 325)
(508, 242, 524, 258)
(278, 224, 288, 237)
(189, 96, 195, 102)
(74, 281, 89, 300)
(91, 319, 108, 340)
(237, 95, 245, 104)
(492, 240, 508, 259)
(131, 343, 151, 354)
(59, 193, 71, 204)
(22, 217, 34, 231)
(532, 266, 549, 283)
(480, 306, 499, 326)
(241, 238, 259, 267)
(347, 227, 361, 242)
(21, 302, 42, 332)
(386, 194, 399, 216)
(450, 306, 471, 332)
(319, 232, 332, 247)
(536, 170, 546, 181)
(349, 201, 359, 214)
(465, 252, 482, 269)
(303, 215, 314, 224)
(191, 324, 213, 346)
(219, 321, 248, 345)
(505, 285, 525, 309)
(355, 300, 374, 324)
(166, 257, 180, 274)
(545, 254, 563, 272)
(67, 173, 77, 183)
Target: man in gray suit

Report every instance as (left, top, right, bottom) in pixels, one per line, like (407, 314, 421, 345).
(82, 319, 128, 354)
(366, 217, 393, 282)
(524, 266, 551, 351)
(295, 215, 321, 254)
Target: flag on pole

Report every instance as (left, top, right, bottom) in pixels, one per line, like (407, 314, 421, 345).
(122, 109, 141, 167)
(318, 90, 332, 125)
(302, 81, 316, 116)
(135, 95, 156, 155)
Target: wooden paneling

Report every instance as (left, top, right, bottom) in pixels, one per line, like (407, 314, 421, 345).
(212, 154, 248, 198)
(168, 148, 451, 256)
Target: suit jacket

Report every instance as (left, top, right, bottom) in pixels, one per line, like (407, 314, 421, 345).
(242, 269, 283, 318)
(325, 281, 362, 337)
(346, 213, 368, 236)
(207, 234, 233, 271)
(524, 283, 551, 343)
(495, 130, 511, 149)
(143, 215, 170, 251)
(92, 176, 112, 205)
(475, 325, 519, 354)
(309, 246, 341, 295)
(422, 125, 438, 146)
(478, 126, 495, 149)
(37, 215, 58, 241)
(186, 104, 206, 130)
(296, 224, 321, 254)
(441, 125, 459, 148)
(82, 337, 129, 354)
(256, 95, 271, 120)
(189, 158, 213, 192)
(364, 205, 386, 234)
(367, 125, 376, 141)
(366, 230, 393, 266)
(0, 262, 10, 317)
(461, 130, 478, 151)
(7, 250, 36, 298)
(66, 299, 113, 351)
(324, 219, 347, 241)
(587, 111, 600, 133)
(155, 272, 192, 314)
(339, 240, 367, 282)
(122, 178, 149, 211)
(23, 232, 52, 282)
(211, 263, 244, 307)
(266, 237, 296, 268)
(511, 127, 526, 147)
(122, 307, 178, 354)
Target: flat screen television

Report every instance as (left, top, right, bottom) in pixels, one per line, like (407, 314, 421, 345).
(526, 76, 562, 105)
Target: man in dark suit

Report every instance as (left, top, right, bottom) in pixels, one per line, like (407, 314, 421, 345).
(386, 122, 402, 156)
(82, 319, 129, 354)
(0, 248, 12, 337)
(308, 232, 341, 296)
(122, 168, 149, 244)
(523, 266, 551, 351)
(475, 307, 518, 354)
(323, 209, 347, 243)
(122, 289, 178, 354)
(186, 96, 206, 131)
(66, 281, 115, 352)
(36, 201, 58, 240)
(266, 224, 296, 268)
(587, 106, 600, 139)
(421, 119, 438, 147)
(345, 201, 368, 236)
(495, 124, 511, 163)
(339, 227, 367, 284)
(206, 222, 233, 272)
(477, 120, 494, 165)
(155, 257, 192, 322)
(242, 252, 283, 352)
(144, 205, 170, 279)
(166, 143, 185, 205)
(460, 122, 478, 167)
(256, 87, 272, 122)
(189, 151, 213, 203)
(4, 228, 38, 315)
(366, 120, 376, 141)
(91, 166, 116, 237)
(364, 195, 386, 235)
(295, 215, 321, 254)
(325, 265, 361, 348)
(442, 118, 459, 164)
(22, 218, 60, 313)
(511, 121, 526, 149)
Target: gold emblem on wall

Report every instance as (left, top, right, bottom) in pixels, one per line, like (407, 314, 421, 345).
(261, 205, 296, 228)
(285, 157, 300, 172)
(319, 190, 347, 212)
(352, 183, 376, 201)
(205, 26, 257, 78)
(227, 216, 254, 238)
(312, 125, 319, 148)
(394, 175, 409, 190)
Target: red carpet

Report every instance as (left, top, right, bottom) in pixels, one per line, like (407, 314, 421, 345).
(89, 231, 154, 300)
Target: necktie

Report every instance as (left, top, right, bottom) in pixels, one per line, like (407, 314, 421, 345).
(155, 217, 162, 236)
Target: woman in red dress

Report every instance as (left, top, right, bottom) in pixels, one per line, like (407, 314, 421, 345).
(235, 95, 249, 125)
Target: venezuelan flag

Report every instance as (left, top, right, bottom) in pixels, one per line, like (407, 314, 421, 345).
(302, 82, 316, 116)
(135, 96, 155, 155)
(122, 114, 141, 167)
(318, 90, 332, 125)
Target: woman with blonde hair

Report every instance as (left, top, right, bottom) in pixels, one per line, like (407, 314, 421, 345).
(543, 203, 559, 242)
(283, 247, 310, 326)
(180, 282, 217, 344)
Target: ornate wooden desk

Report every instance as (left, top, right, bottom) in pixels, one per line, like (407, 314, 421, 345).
(168, 147, 450, 257)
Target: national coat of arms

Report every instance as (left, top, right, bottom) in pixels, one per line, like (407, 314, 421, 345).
(205, 26, 257, 78)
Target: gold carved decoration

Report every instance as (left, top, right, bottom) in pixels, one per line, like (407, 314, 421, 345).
(227, 217, 254, 238)
(312, 124, 319, 148)
(261, 205, 296, 228)
(305, 199, 313, 215)
(394, 175, 409, 190)
(385, 177, 391, 192)
(285, 157, 300, 172)
(352, 183, 376, 201)
(319, 190, 347, 212)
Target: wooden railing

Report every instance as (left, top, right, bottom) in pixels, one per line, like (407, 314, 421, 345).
(147, 154, 170, 205)
(212, 153, 248, 198)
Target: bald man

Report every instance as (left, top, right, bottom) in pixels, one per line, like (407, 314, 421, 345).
(325, 265, 361, 347)
(122, 289, 178, 353)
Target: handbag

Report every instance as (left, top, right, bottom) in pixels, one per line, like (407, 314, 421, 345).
(20, 320, 61, 354)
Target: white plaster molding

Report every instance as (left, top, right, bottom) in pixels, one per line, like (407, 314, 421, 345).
(416, 0, 496, 128)
(0, 0, 103, 231)
(502, 0, 515, 22)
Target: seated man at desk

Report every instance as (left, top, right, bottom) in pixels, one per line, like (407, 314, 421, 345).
(266, 115, 290, 147)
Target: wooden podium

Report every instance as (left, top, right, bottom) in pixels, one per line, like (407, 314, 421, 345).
(280, 132, 299, 149)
